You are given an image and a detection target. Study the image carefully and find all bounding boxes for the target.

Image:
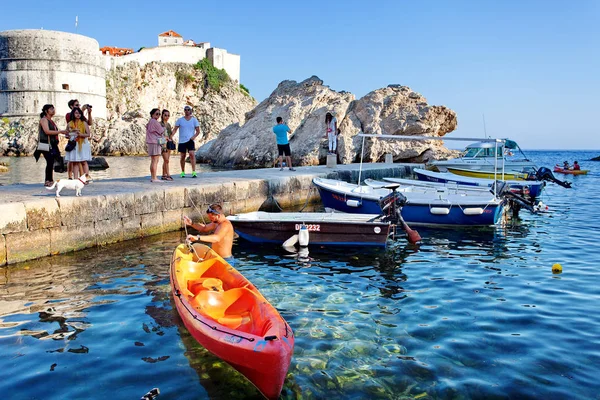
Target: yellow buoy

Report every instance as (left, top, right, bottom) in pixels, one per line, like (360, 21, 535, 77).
(552, 263, 563, 274)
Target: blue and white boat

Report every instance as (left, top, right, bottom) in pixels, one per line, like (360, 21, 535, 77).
(408, 168, 545, 198)
(313, 177, 506, 227)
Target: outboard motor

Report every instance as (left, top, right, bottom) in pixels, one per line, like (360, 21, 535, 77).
(491, 180, 538, 216)
(378, 185, 407, 224)
(532, 167, 572, 188)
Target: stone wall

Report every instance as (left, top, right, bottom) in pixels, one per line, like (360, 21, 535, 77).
(0, 30, 107, 119)
(104, 46, 241, 82)
(0, 164, 414, 266)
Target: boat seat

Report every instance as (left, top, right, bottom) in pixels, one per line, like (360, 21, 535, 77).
(192, 287, 257, 330)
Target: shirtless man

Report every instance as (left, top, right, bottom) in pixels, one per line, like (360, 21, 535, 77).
(184, 203, 235, 265)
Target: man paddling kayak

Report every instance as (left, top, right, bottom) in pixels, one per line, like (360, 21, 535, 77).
(184, 203, 235, 265)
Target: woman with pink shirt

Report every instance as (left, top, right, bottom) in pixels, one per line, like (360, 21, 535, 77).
(146, 108, 166, 183)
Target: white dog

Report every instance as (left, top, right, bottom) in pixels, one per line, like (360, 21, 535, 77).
(46, 176, 87, 197)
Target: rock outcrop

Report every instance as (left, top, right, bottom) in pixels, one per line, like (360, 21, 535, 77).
(0, 62, 256, 156)
(201, 77, 458, 168)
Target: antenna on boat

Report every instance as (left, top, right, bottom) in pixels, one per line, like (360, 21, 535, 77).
(482, 113, 488, 138)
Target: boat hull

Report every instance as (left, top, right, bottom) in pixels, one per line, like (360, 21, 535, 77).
(313, 178, 505, 227)
(228, 212, 390, 247)
(413, 168, 544, 198)
(170, 244, 294, 400)
(553, 167, 589, 175)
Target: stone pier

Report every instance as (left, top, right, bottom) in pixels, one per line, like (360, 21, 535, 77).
(0, 162, 421, 265)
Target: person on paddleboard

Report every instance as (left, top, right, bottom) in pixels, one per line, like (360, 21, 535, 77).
(184, 203, 236, 265)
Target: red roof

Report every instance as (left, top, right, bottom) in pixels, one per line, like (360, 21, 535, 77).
(158, 30, 182, 38)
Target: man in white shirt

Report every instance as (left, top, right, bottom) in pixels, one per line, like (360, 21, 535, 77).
(170, 105, 201, 178)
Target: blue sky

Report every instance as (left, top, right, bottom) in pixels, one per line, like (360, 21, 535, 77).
(2, 0, 598, 149)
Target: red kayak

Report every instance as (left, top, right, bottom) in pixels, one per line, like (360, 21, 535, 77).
(170, 243, 294, 399)
(553, 166, 589, 175)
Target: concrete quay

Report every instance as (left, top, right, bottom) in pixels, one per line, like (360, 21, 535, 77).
(0, 162, 420, 266)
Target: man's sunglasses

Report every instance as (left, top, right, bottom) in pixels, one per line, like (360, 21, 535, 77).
(206, 206, 220, 215)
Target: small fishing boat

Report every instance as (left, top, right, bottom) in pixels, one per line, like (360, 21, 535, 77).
(553, 166, 589, 175)
(228, 212, 391, 247)
(447, 167, 529, 180)
(313, 177, 506, 227)
(170, 243, 294, 400)
(430, 139, 537, 173)
(411, 168, 545, 198)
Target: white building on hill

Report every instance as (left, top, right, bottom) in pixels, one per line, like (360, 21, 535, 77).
(158, 30, 183, 46)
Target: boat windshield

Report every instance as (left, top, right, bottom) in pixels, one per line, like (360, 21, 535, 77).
(463, 146, 503, 158)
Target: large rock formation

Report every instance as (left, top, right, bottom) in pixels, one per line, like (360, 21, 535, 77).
(0, 62, 256, 156)
(201, 77, 458, 168)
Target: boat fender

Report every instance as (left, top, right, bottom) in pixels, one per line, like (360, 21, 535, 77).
(430, 207, 450, 215)
(298, 225, 309, 247)
(265, 335, 278, 341)
(463, 207, 484, 215)
(346, 199, 361, 207)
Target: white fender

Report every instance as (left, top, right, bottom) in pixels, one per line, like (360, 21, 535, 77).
(430, 207, 450, 215)
(298, 225, 309, 246)
(463, 208, 484, 215)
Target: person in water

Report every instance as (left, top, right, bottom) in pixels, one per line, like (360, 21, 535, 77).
(184, 203, 235, 265)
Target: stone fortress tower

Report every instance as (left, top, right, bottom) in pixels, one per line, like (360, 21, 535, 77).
(0, 30, 107, 119)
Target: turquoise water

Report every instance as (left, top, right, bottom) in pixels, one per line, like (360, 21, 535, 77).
(1, 150, 599, 399)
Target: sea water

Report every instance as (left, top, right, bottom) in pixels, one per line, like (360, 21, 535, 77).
(0, 150, 599, 399)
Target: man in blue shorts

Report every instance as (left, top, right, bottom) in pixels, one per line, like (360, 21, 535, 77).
(272, 117, 296, 171)
(171, 105, 201, 178)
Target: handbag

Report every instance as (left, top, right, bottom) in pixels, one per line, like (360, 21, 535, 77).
(65, 140, 76, 152)
(37, 142, 50, 152)
(167, 141, 176, 150)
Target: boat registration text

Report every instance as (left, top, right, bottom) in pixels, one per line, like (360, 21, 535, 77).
(296, 224, 321, 231)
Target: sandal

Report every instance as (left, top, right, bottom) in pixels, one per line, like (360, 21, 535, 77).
(165, 176, 174, 181)
(44, 181, 54, 187)
(161, 175, 168, 180)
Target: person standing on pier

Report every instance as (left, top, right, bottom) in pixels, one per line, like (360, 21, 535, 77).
(146, 108, 166, 183)
(66, 99, 93, 181)
(184, 204, 236, 265)
(171, 105, 200, 178)
(35, 104, 68, 186)
(160, 109, 174, 180)
(272, 117, 296, 171)
(324, 112, 338, 155)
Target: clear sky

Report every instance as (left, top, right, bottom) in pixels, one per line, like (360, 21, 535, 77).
(2, 0, 598, 149)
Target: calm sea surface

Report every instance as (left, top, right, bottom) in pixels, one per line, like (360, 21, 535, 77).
(1, 150, 599, 399)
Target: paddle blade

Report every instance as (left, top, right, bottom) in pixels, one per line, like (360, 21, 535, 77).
(283, 234, 299, 247)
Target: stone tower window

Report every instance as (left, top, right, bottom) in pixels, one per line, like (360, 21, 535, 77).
(62, 84, 70, 90)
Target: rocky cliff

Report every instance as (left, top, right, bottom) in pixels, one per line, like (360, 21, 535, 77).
(0, 62, 256, 156)
(199, 77, 458, 168)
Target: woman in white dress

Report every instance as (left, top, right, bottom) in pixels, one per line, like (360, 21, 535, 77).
(324, 112, 338, 154)
(66, 107, 91, 180)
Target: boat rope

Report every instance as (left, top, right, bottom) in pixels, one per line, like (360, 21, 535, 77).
(268, 185, 316, 213)
(169, 258, 256, 342)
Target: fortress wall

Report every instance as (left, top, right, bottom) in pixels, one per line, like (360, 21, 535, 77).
(107, 46, 208, 70)
(0, 30, 106, 118)
(207, 48, 240, 82)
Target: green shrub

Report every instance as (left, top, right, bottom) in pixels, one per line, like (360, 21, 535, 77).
(175, 70, 195, 85)
(239, 84, 250, 95)
(1, 117, 9, 124)
(138, 47, 145, 52)
(194, 58, 230, 92)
